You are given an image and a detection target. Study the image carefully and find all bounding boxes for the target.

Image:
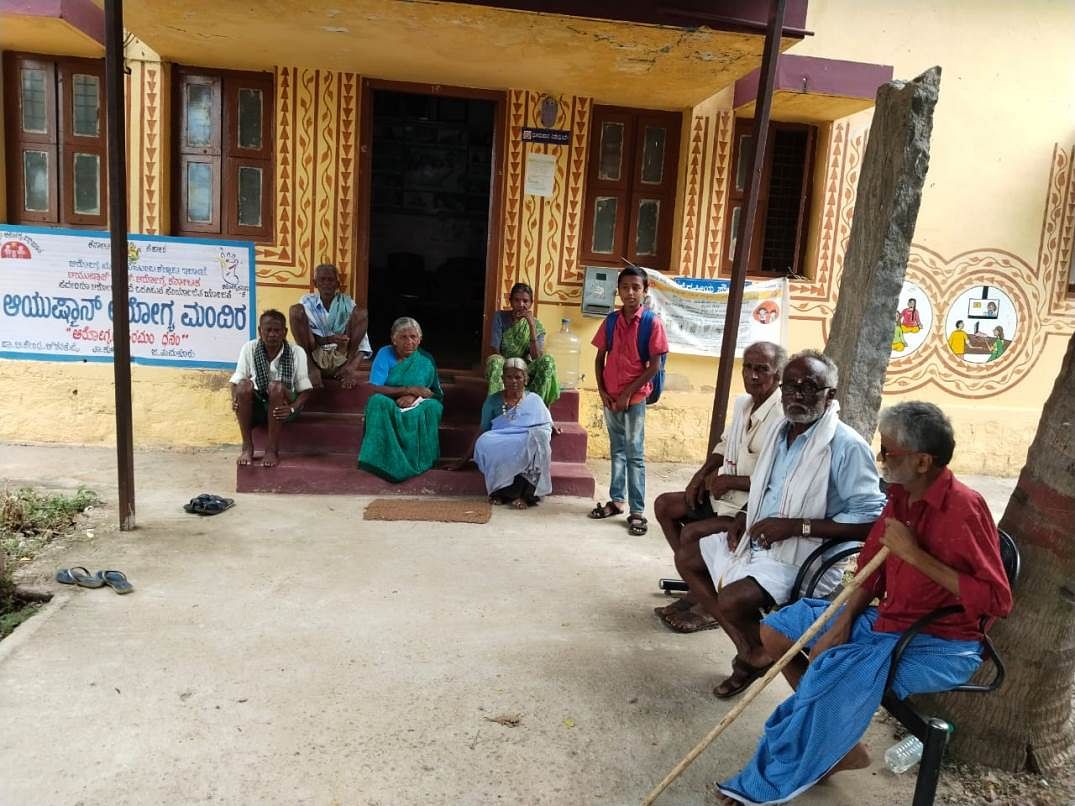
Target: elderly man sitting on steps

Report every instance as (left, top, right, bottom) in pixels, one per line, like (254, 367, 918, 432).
(289, 263, 371, 389)
(653, 341, 786, 633)
(674, 349, 885, 698)
(715, 401, 1013, 805)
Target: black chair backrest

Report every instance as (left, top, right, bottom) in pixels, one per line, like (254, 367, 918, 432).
(787, 540, 865, 605)
(998, 529, 1021, 588)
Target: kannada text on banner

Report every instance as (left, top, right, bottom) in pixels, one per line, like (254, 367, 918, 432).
(0, 226, 255, 368)
(643, 269, 788, 357)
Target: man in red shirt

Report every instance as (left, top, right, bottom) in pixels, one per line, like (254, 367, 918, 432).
(715, 401, 1013, 805)
(588, 266, 669, 536)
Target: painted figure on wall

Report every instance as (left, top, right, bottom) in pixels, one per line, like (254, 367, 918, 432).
(890, 281, 932, 359)
(947, 320, 967, 356)
(892, 315, 907, 352)
(944, 286, 1017, 365)
(988, 326, 1008, 362)
(899, 298, 922, 333)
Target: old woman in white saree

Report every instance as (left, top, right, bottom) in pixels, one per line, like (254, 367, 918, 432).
(473, 358, 554, 509)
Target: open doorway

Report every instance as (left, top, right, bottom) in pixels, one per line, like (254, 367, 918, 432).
(364, 87, 499, 370)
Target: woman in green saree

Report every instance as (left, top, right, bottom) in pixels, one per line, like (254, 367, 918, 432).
(987, 326, 1007, 362)
(486, 282, 560, 406)
(358, 317, 444, 482)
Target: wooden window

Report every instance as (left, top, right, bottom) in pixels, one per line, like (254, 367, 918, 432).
(3, 53, 107, 227)
(581, 106, 681, 271)
(173, 67, 274, 240)
(724, 119, 816, 277)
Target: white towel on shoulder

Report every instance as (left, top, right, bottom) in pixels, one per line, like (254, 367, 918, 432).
(741, 401, 841, 553)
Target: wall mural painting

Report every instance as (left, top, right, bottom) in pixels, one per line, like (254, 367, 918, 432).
(781, 132, 1073, 399)
(943, 286, 1017, 364)
(890, 280, 932, 358)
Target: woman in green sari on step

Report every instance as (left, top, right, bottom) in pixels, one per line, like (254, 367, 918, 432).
(358, 317, 444, 482)
(486, 282, 560, 406)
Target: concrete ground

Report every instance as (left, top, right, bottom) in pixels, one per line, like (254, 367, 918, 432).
(0, 444, 1016, 806)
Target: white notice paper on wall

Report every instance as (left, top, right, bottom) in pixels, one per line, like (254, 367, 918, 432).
(524, 153, 557, 197)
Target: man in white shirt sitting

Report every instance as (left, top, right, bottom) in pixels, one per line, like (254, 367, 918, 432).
(230, 309, 313, 467)
(653, 341, 786, 632)
(289, 263, 371, 389)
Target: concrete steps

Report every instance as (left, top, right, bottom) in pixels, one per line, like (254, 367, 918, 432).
(238, 372, 595, 498)
(237, 454, 595, 497)
(251, 415, 589, 462)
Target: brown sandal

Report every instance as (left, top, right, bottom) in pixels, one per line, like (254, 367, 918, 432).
(663, 607, 721, 634)
(653, 597, 693, 619)
(713, 657, 773, 699)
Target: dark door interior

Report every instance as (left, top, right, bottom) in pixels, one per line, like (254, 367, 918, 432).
(367, 89, 495, 370)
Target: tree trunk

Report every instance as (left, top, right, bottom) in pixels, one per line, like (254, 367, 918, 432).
(920, 332, 1075, 772)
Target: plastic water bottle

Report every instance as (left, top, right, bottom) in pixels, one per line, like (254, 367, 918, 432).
(547, 318, 581, 389)
(884, 735, 923, 774)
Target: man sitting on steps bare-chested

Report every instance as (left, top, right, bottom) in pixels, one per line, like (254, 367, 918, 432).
(289, 263, 371, 390)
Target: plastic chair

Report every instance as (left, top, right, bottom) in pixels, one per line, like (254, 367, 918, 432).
(881, 529, 1020, 806)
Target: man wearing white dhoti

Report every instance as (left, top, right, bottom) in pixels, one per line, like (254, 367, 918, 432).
(674, 350, 885, 699)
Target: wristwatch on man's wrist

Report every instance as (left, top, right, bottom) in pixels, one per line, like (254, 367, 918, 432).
(801, 518, 811, 537)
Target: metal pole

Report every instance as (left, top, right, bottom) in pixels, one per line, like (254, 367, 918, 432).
(105, 0, 135, 530)
(706, 0, 786, 450)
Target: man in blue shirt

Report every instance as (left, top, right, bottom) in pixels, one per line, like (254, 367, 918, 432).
(674, 349, 885, 699)
(289, 263, 371, 389)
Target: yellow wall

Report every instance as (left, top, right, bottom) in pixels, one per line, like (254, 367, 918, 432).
(1, 3, 1073, 477)
(568, 0, 1075, 476)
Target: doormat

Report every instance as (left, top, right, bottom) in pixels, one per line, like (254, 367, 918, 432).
(363, 497, 491, 524)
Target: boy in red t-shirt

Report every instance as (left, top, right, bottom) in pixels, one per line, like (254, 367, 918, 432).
(588, 267, 669, 535)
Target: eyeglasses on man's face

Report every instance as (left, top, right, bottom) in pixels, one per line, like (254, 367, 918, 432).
(779, 381, 831, 399)
(878, 445, 918, 462)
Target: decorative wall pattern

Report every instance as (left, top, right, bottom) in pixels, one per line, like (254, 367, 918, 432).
(677, 109, 1073, 400)
(127, 59, 167, 236)
(500, 90, 592, 307)
(255, 67, 360, 289)
(771, 127, 1075, 399)
(676, 109, 732, 278)
(704, 112, 734, 278)
(1042, 145, 1075, 315)
(679, 115, 706, 275)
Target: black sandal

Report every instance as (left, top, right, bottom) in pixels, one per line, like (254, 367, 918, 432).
(627, 514, 648, 535)
(713, 657, 773, 699)
(588, 501, 624, 519)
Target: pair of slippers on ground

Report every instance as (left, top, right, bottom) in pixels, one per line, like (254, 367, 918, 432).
(56, 567, 133, 594)
(184, 493, 235, 516)
(588, 501, 648, 535)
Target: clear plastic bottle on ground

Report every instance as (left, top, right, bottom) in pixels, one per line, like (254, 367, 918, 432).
(546, 318, 581, 389)
(884, 735, 923, 774)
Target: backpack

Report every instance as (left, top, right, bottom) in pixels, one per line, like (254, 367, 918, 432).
(602, 308, 667, 405)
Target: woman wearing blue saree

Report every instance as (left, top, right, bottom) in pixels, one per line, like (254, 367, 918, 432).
(358, 317, 444, 482)
(456, 359, 553, 509)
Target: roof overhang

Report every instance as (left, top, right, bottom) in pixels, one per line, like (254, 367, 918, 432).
(0, 0, 105, 57)
(734, 54, 893, 122)
(97, 0, 806, 109)
(449, 1, 811, 36)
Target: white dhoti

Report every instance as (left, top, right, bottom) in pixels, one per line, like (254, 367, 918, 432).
(699, 533, 804, 606)
(699, 532, 849, 606)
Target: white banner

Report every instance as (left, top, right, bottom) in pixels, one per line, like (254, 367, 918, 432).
(0, 226, 255, 369)
(643, 269, 788, 357)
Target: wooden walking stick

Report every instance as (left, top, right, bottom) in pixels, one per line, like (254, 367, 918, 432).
(641, 546, 891, 806)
